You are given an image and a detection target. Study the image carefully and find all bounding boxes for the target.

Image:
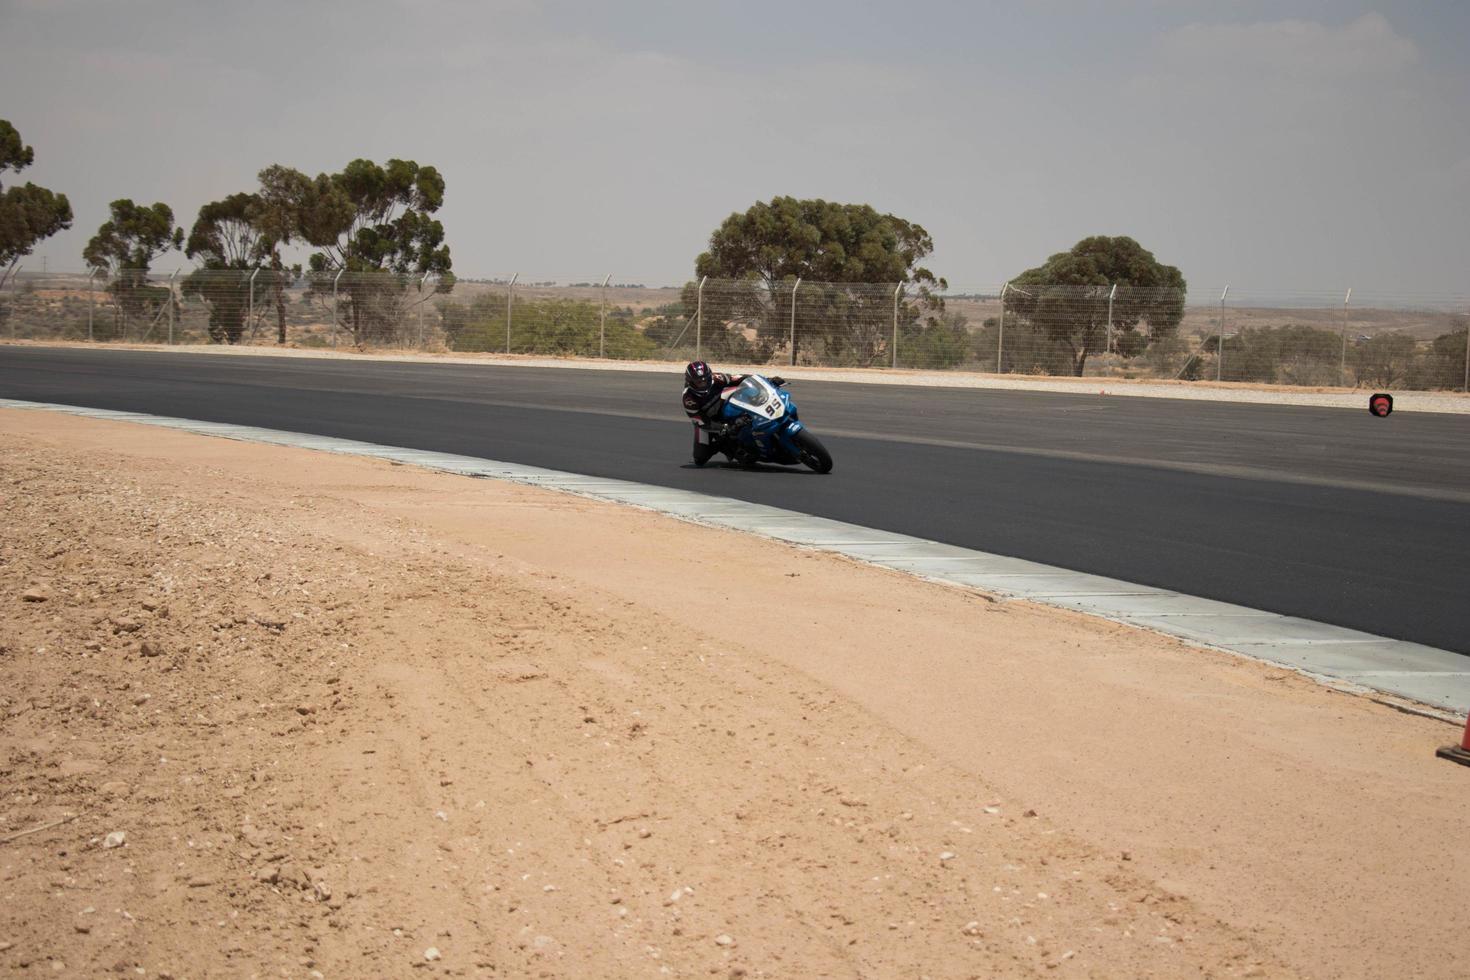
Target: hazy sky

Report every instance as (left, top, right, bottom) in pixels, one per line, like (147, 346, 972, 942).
(3, 0, 1468, 298)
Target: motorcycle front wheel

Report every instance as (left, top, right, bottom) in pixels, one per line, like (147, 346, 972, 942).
(792, 429, 834, 474)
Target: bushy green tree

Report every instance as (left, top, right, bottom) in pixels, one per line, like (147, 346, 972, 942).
(1352, 332, 1418, 387)
(83, 200, 183, 338)
(1207, 324, 1342, 385)
(184, 192, 267, 344)
(438, 293, 501, 351)
(263, 159, 453, 345)
(0, 120, 73, 290)
(1006, 236, 1186, 376)
(253, 165, 315, 344)
(1408, 320, 1468, 390)
(900, 311, 971, 370)
(970, 316, 1075, 375)
(698, 196, 941, 283)
(694, 197, 945, 363)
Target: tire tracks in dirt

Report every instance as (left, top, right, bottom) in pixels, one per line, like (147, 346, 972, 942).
(0, 414, 1324, 977)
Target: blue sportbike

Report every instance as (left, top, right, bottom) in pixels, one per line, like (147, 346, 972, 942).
(690, 375, 834, 474)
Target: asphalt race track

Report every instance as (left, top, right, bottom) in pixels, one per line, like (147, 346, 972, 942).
(4, 346, 1469, 653)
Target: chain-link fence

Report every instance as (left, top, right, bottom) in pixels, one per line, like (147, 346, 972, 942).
(3, 270, 1467, 391)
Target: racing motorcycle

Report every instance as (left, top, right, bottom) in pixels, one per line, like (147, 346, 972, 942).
(690, 374, 834, 474)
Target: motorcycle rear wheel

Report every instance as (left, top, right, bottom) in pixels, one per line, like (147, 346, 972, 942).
(792, 429, 834, 474)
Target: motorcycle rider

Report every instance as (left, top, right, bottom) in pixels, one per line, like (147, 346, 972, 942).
(681, 360, 783, 466)
(681, 360, 747, 423)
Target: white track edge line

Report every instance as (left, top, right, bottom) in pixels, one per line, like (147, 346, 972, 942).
(4, 397, 1464, 721)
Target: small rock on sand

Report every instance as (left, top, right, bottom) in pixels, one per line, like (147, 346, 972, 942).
(424, 947, 441, 962)
(251, 612, 287, 630)
(139, 641, 164, 658)
(21, 588, 49, 602)
(102, 831, 126, 849)
(714, 934, 735, 947)
(98, 781, 130, 797)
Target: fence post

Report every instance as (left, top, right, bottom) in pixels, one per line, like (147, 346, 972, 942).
(599, 273, 611, 358)
(88, 270, 97, 342)
(1106, 282, 1117, 354)
(5, 265, 16, 339)
(891, 283, 902, 369)
(1464, 306, 1469, 393)
(997, 282, 1010, 373)
(167, 269, 178, 344)
(248, 265, 260, 343)
(505, 273, 518, 354)
(788, 277, 801, 367)
(696, 275, 706, 358)
(997, 283, 1034, 373)
(332, 269, 343, 347)
(1339, 288, 1352, 387)
(1215, 285, 1230, 382)
(417, 271, 431, 349)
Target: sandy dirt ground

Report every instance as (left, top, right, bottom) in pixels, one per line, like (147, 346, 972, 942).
(0, 409, 1466, 979)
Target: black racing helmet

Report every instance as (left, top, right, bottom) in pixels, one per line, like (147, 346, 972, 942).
(684, 360, 713, 390)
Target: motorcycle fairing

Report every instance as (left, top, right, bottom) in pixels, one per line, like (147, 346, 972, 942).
(725, 376, 787, 422)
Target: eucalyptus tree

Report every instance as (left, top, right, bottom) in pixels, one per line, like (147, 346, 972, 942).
(82, 199, 183, 337)
(0, 119, 73, 290)
(1005, 236, 1187, 376)
(694, 197, 945, 364)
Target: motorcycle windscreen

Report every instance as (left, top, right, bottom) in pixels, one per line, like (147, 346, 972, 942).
(727, 377, 786, 421)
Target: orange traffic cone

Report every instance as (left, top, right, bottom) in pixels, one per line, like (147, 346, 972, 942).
(1438, 715, 1470, 767)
